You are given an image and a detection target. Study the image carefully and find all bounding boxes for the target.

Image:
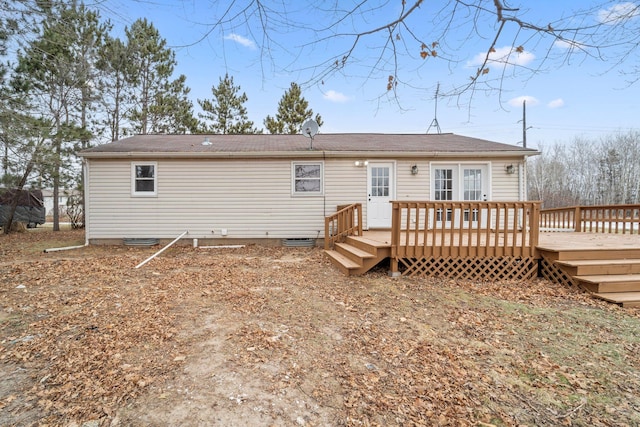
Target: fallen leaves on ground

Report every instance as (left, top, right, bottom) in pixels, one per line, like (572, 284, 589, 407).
(1, 230, 640, 426)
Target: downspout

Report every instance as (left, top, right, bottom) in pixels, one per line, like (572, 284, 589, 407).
(44, 159, 90, 253)
(518, 162, 524, 201)
(517, 162, 524, 230)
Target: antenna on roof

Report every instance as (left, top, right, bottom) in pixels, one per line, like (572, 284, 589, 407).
(426, 83, 442, 134)
(302, 119, 318, 150)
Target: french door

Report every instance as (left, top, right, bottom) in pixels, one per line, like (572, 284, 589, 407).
(433, 164, 489, 227)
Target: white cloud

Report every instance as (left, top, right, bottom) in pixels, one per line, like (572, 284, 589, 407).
(508, 95, 539, 108)
(467, 46, 535, 69)
(224, 34, 256, 49)
(323, 90, 350, 103)
(553, 39, 585, 50)
(547, 98, 565, 109)
(598, 2, 640, 24)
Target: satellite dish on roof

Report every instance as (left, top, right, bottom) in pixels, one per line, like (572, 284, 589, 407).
(302, 119, 318, 150)
(302, 119, 318, 138)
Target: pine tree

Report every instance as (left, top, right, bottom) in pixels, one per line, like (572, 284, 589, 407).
(97, 35, 132, 142)
(125, 18, 196, 135)
(264, 82, 323, 134)
(198, 73, 259, 134)
(12, 0, 104, 230)
(148, 74, 198, 134)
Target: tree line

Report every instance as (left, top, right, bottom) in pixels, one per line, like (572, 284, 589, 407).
(0, 1, 322, 233)
(527, 131, 640, 208)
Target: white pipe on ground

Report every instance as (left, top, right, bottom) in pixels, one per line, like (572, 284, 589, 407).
(135, 231, 188, 269)
(198, 245, 245, 249)
(43, 235, 90, 253)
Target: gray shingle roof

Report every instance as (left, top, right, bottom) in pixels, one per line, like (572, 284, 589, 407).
(80, 133, 538, 157)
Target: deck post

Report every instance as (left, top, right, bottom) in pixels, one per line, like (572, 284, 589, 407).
(324, 216, 330, 250)
(389, 257, 400, 277)
(530, 202, 540, 256)
(389, 202, 401, 277)
(574, 206, 582, 232)
(390, 202, 400, 258)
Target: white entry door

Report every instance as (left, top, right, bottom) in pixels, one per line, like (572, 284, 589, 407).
(367, 162, 394, 228)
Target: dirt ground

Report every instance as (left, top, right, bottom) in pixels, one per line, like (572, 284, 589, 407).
(2, 229, 640, 426)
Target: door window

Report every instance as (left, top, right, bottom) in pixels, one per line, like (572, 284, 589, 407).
(370, 167, 389, 197)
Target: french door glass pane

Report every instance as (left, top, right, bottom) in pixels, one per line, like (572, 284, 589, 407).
(463, 169, 482, 201)
(434, 168, 453, 201)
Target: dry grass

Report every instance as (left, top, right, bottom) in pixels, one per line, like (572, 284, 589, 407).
(1, 229, 640, 426)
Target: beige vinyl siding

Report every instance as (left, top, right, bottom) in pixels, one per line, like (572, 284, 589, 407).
(87, 158, 371, 240)
(491, 159, 522, 201)
(85, 156, 526, 241)
(324, 159, 367, 210)
(396, 160, 429, 200)
(88, 159, 321, 239)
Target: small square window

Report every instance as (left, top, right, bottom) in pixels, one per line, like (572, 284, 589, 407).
(292, 162, 323, 195)
(131, 162, 157, 197)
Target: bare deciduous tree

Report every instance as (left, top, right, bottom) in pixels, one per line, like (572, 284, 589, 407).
(180, 1, 640, 103)
(527, 131, 640, 208)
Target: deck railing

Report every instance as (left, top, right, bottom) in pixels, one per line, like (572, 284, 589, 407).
(324, 203, 363, 250)
(540, 204, 640, 234)
(390, 201, 541, 259)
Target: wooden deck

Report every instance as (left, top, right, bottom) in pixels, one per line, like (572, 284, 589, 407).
(324, 202, 640, 307)
(325, 230, 640, 307)
(536, 232, 640, 307)
(358, 229, 640, 254)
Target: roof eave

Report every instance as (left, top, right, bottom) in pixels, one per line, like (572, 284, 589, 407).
(80, 149, 540, 159)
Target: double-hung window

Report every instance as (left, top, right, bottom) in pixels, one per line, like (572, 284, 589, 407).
(292, 162, 323, 195)
(131, 162, 157, 197)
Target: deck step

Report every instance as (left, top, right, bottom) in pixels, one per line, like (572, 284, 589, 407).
(556, 259, 640, 276)
(335, 242, 375, 264)
(593, 292, 640, 308)
(345, 235, 388, 255)
(325, 237, 391, 276)
(574, 274, 640, 293)
(324, 249, 360, 275)
(538, 247, 640, 262)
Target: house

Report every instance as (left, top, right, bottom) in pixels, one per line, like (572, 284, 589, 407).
(41, 188, 82, 218)
(78, 133, 539, 245)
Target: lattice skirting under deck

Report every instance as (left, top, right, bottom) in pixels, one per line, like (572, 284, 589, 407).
(538, 254, 577, 287)
(397, 256, 538, 281)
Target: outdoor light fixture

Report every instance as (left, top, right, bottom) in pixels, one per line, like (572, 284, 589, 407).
(505, 164, 515, 174)
(411, 164, 419, 175)
(354, 160, 369, 167)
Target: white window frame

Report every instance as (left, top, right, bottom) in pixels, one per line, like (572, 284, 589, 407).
(131, 161, 158, 197)
(291, 161, 324, 196)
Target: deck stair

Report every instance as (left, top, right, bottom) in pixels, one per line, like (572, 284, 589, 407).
(541, 247, 640, 308)
(325, 235, 391, 276)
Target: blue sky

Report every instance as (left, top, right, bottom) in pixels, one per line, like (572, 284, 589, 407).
(95, 0, 640, 149)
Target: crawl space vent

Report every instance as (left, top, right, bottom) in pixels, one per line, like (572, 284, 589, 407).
(282, 238, 315, 248)
(123, 238, 160, 246)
